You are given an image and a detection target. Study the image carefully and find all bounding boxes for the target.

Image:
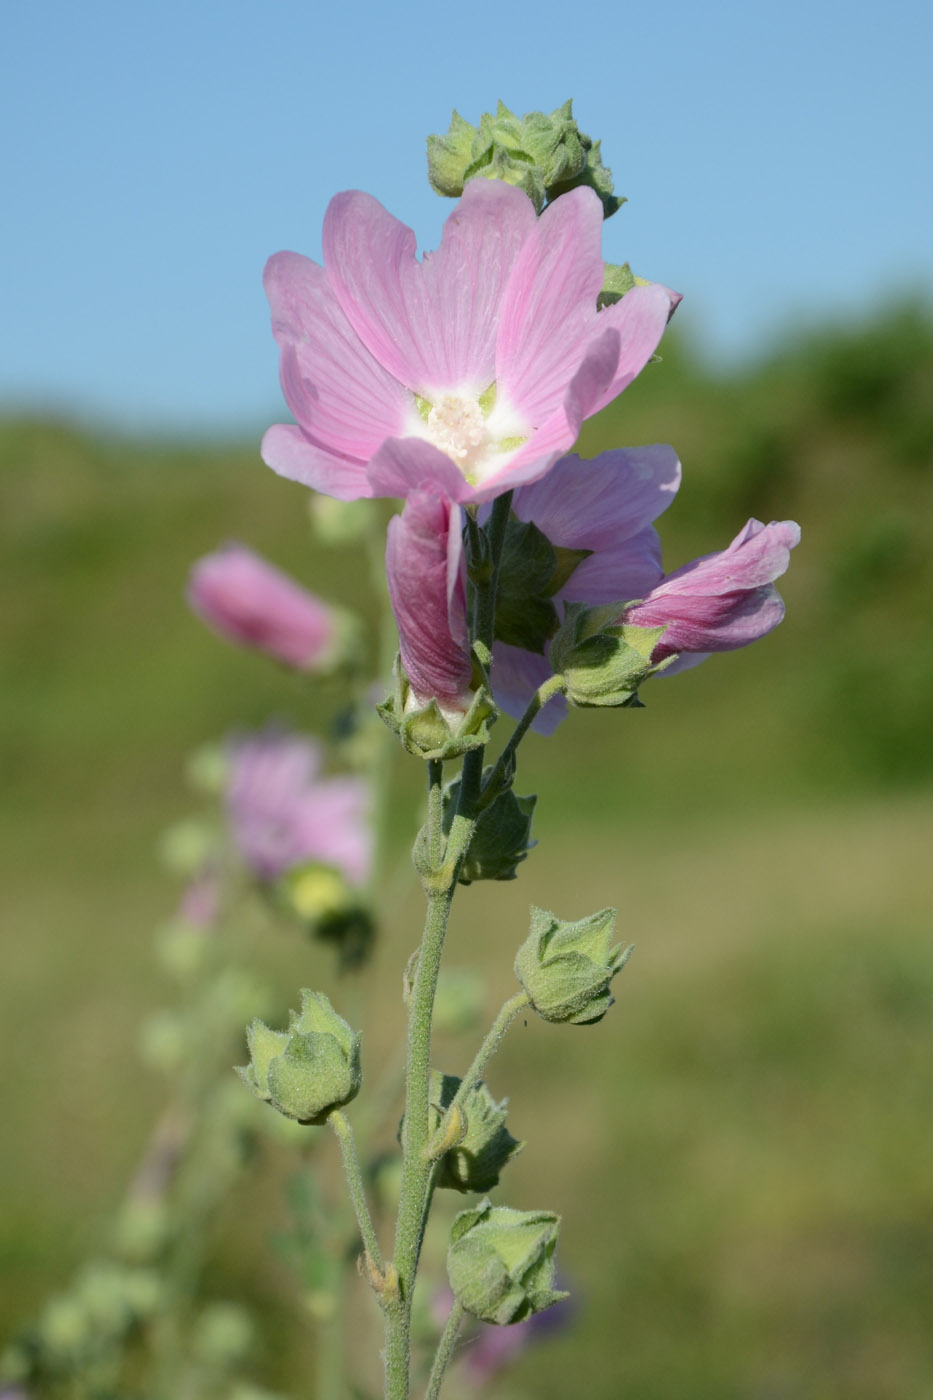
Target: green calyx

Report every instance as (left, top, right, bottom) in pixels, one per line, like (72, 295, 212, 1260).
(514, 905, 631, 1026)
(427, 100, 624, 218)
(428, 1071, 523, 1193)
(488, 515, 590, 656)
(237, 990, 362, 1125)
(447, 1199, 567, 1324)
(442, 768, 536, 884)
(598, 260, 653, 310)
(377, 655, 497, 762)
(549, 602, 670, 708)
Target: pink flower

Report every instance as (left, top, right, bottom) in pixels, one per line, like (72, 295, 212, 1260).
(188, 544, 340, 672)
(622, 517, 801, 665)
(491, 445, 682, 733)
(385, 492, 473, 715)
(225, 729, 371, 886)
(262, 180, 679, 505)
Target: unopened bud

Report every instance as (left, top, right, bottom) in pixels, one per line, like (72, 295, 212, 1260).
(514, 905, 630, 1026)
(447, 1200, 567, 1324)
(237, 990, 361, 1125)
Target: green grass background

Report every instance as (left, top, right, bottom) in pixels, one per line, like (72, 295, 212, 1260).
(2, 302, 932, 1397)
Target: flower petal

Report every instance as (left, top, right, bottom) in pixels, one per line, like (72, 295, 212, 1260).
(264, 251, 409, 458)
(323, 182, 537, 399)
(261, 423, 372, 500)
(495, 187, 606, 426)
(559, 525, 664, 605)
(588, 281, 682, 413)
(366, 435, 476, 503)
(513, 446, 681, 550)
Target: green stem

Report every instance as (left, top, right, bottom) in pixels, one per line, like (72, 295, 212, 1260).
(482, 674, 567, 802)
(330, 1110, 383, 1273)
(424, 1299, 466, 1400)
(428, 990, 530, 1159)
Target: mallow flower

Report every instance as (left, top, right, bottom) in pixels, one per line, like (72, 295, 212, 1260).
(384, 492, 472, 717)
(489, 451, 799, 731)
(262, 180, 679, 505)
(225, 729, 371, 886)
(188, 544, 343, 672)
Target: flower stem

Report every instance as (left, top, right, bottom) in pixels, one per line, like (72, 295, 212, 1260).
(424, 1299, 466, 1400)
(482, 674, 567, 801)
(427, 990, 530, 1160)
(329, 1110, 383, 1273)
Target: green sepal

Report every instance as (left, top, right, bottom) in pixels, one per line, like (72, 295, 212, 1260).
(447, 1199, 567, 1324)
(493, 517, 590, 654)
(514, 905, 631, 1025)
(237, 991, 361, 1125)
(442, 769, 536, 884)
(377, 654, 497, 761)
(429, 1071, 523, 1193)
(550, 602, 668, 707)
(427, 100, 624, 218)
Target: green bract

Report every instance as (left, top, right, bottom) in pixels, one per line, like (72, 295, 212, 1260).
(428, 100, 624, 218)
(237, 990, 361, 1125)
(514, 905, 631, 1025)
(550, 602, 671, 708)
(378, 656, 496, 762)
(447, 1200, 567, 1324)
(429, 1072, 523, 1193)
(442, 769, 536, 884)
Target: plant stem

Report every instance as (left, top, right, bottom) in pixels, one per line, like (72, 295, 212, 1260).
(482, 674, 567, 801)
(427, 990, 530, 1159)
(424, 1300, 466, 1400)
(330, 1110, 383, 1272)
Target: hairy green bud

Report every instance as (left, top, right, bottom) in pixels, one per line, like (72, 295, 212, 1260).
(550, 602, 670, 708)
(447, 1199, 567, 1324)
(514, 905, 631, 1025)
(378, 656, 497, 762)
(428, 100, 624, 218)
(238, 990, 361, 1125)
(428, 1071, 523, 1192)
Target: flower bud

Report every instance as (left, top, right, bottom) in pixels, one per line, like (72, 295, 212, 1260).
(549, 602, 668, 708)
(188, 544, 354, 674)
(428, 100, 623, 218)
(237, 990, 361, 1125)
(514, 906, 630, 1026)
(378, 656, 497, 762)
(447, 1200, 567, 1325)
(429, 1072, 523, 1193)
(442, 772, 536, 884)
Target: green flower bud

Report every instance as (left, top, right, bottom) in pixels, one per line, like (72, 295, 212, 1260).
(428, 100, 624, 218)
(237, 990, 361, 1125)
(442, 771, 536, 884)
(597, 260, 653, 311)
(514, 905, 631, 1025)
(185, 742, 229, 796)
(378, 656, 496, 762)
(429, 1072, 523, 1193)
(549, 602, 670, 708)
(433, 968, 486, 1035)
(447, 1200, 567, 1324)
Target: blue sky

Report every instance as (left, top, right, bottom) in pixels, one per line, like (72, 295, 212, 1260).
(2, 0, 931, 434)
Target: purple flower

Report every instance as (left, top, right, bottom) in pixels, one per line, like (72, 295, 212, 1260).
(491, 445, 682, 733)
(385, 492, 473, 715)
(262, 181, 679, 505)
(621, 517, 801, 666)
(188, 544, 340, 672)
(225, 729, 371, 886)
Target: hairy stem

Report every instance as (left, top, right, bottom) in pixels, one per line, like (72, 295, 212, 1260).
(428, 990, 530, 1160)
(330, 1110, 383, 1273)
(424, 1299, 466, 1400)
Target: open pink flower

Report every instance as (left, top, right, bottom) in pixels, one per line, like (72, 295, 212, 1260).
(188, 544, 339, 672)
(226, 729, 371, 886)
(621, 517, 801, 665)
(385, 492, 473, 715)
(262, 180, 679, 505)
(491, 445, 682, 733)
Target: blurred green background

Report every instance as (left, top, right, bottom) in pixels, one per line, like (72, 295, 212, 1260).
(2, 303, 932, 1398)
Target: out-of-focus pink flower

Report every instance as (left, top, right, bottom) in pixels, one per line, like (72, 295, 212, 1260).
(262, 181, 679, 505)
(177, 868, 221, 929)
(490, 445, 682, 733)
(188, 544, 339, 672)
(225, 729, 371, 886)
(432, 1285, 573, 1388)
(385, 492, 473, 715)
(622, 517, 801, 666)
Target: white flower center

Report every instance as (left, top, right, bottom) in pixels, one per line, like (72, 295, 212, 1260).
(426, 394, 488, 466)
